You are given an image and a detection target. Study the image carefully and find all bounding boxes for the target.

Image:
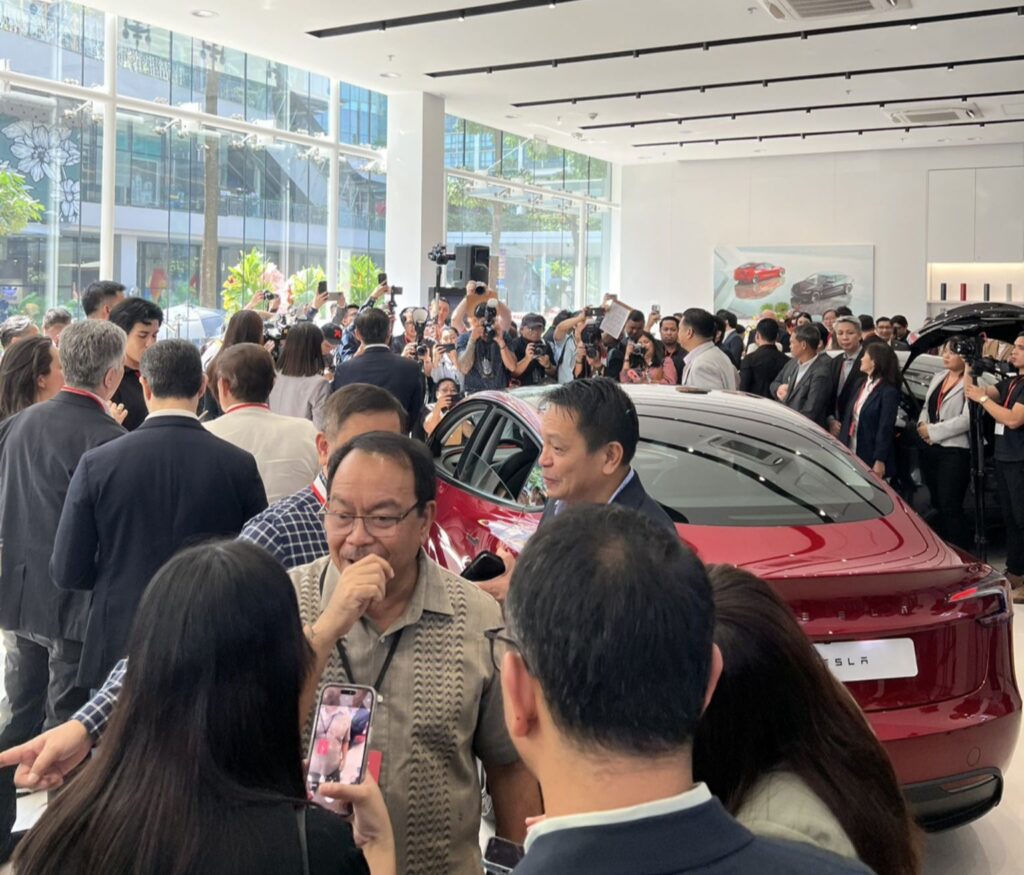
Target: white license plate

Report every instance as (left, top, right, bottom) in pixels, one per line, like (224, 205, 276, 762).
(813, 638, 918, 683)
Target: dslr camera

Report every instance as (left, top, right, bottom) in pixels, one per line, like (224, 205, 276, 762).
(949, 336, 1015, 379)
(474, 300, 498, 341)
(628, 338, 647, 371)
(263, 322, 290, 361)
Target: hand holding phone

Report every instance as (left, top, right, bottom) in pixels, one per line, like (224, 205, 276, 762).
(484, 837, 525, 874)
(306, 685, 376, 813)
(462, 551, 506, 582)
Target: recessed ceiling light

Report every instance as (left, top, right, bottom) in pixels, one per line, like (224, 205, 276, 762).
(191, 9, 218, 17)
(379, 72, 401, 79)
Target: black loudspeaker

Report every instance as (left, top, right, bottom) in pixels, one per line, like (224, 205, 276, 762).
(452, 245, 489, 287)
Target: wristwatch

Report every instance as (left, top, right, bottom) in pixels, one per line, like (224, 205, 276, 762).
(980, 395, 991, 405)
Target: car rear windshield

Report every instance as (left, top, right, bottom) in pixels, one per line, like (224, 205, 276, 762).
(637, 413, 894, 526)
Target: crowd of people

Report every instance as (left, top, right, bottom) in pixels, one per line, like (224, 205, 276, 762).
(0, 274, 1019, 874)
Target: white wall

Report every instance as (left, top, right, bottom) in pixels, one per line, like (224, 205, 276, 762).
(618, 143, 1024, 329)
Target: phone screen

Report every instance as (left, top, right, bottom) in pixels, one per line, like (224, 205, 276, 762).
(484, 837, 525, 874)
(305, 685, 375, 808)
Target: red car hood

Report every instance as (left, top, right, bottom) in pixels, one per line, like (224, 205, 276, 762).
(678, 498, 965, 581)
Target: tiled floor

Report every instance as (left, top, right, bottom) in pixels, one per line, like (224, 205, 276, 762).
(4, 610, 1023, 873)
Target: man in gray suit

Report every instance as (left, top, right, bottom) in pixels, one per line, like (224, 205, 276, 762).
(679, 308, 739, 391)
(770, 324, 834, 429)
(0, 320, 127, 857)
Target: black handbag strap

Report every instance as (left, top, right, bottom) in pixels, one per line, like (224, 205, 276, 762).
(296, 806, 311, 875)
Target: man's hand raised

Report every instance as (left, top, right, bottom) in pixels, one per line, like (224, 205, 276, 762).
(0, 720, 93, 792)
(318, 555, 394, 640)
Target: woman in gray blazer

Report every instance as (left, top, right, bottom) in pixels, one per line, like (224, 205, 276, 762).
(917, 345, 971, 549)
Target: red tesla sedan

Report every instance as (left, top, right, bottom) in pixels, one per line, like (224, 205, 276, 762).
(426, 384, 1020, 830)
(733, 262, 785, 283)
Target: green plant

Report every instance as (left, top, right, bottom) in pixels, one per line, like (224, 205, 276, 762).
(348, 254, 382, 306)
(0, 169, 43, 237)
(222, 247, 270, 314)
(288, 265, 326, 312)
(15, 292, 43, 322)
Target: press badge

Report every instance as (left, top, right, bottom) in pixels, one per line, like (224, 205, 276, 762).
(995, 423, 1005, 436)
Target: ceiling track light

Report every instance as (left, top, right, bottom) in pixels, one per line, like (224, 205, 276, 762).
(582, 88, 1024, 131)
(632, 117, 1024, 149)
(428, 4, 1022, 77)
(514, 53, 1024, 108)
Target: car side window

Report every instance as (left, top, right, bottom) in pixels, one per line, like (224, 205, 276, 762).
(432, 406, 487, 477)
(460, 412, 543, 507)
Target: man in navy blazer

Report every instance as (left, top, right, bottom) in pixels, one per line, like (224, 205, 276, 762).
(331, 307, 424, 428)
(51, 340, 267, 689)
(537, 378, 674, 532)
(500, 505, 871, 875)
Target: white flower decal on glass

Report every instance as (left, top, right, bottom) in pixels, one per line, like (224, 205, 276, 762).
(2, 120, 81, 183)
(59, 178, 80, 223)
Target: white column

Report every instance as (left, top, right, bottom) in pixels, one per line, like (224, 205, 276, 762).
(384, 92, 446, 306)
(326, 78, 341, 292)
(99, 13, 118, 282)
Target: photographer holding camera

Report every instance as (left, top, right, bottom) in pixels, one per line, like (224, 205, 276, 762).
(965, 331, 1024, 600)
(620, 331, 676, 385)
(417, 377, 462, 441)
(431, 326, 463, 391)
(512, 314, 556, 386)
(456, 296, 517, 394)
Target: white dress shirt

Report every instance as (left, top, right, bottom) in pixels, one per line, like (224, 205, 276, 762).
(204, 404, 319, 503)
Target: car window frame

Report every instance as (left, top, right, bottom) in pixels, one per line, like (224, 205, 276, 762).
(433, 402, 546, 514)
(428, 400, 494, 480)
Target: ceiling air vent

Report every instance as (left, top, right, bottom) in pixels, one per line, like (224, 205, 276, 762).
(758, 0, 909, 20)
(888, 105, 981, 125)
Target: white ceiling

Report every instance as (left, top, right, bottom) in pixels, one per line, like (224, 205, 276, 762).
(86, 0, 1024, 166)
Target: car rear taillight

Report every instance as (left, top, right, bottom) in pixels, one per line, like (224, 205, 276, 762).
(947, 575, 1012, 626)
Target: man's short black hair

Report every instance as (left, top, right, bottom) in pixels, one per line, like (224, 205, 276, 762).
(109, 297, 163, 333)
(755, 318, 779, 344)
(659, 315, 679, 330)
(683, 308, 716, 341)
(544, 377, 639, 466)
(891, 314, 908, 328)
(323, 383, 406, 438)
(875, 316, 892, 326)
(434, 377, 459, 393)
(835, 305, 853, 317)
(139, 339, 203, 399)
(82, 281, 125, 316)
(354, 307, 390, 345)
(715, 309, 738, 330)
(793, 323, 821, 351)
(858, 314, 875, 332)
(627, 310, 645, 324)
(326, 432, 436, 506)
(506, 504, 714, 755)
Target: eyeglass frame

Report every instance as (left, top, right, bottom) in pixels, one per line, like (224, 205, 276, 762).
(484, 628, 530, 674)
(319, 501, 424, 537)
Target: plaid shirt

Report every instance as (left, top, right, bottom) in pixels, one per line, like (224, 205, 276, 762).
(237, 472, 329, 570)
(74, 657, 126, 739)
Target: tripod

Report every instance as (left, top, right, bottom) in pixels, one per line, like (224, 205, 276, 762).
(968, 364, 988, 561)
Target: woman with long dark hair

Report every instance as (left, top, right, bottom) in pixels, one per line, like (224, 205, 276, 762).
(270, 322, 330, 430)
(620, 330, 676, 384)
(13, 541, 394, 875)
(202, 310, 266, 420)
(840, 340, 901, 479)
(0, 336, 64, 420)
(694, 565, 921, 875)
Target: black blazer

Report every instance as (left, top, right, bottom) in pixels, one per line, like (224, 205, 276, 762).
(331, 347, 424, 428)
(0, 393, 125, 641)
(51, 415, 268, 687)
(772, 354, 834, 429)
(739, 345, 788, 398)
(840, 381, 901, 476)
(514, 797, 871, 875)
(719, 331, 744, 369)
(830, 348, 866, 424)
(539, 470, 676, 532)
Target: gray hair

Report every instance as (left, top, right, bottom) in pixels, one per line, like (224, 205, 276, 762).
(833, 315, 861, 333)
(59, 320, 127, 391)
(139, 339, 203, 399)
(0, 316, 35, 349)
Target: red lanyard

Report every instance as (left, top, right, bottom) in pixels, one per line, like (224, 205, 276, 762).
(225, 403, 270, 414)
(309, 473, 328, 506)
(935, 374, 963, 414)
(61, 387, 108, 414)
(1004, 377, 1023, 409)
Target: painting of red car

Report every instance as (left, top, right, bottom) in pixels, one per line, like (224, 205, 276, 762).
(426, 384, 1021, 832)
(734, 262, 785, 283)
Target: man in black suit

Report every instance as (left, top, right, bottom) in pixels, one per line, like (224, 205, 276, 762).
(739, 318, 787, 398)
(51, 339, 267, 690)
(537, 378, 674, 531)
(827, 316, 866, 439)
(0, 320, 127, 857)
(501, 505, 870, 875)
(770, 324, 834, 429)
(715, 308, 744, 368)
(332, 307, 424, 427)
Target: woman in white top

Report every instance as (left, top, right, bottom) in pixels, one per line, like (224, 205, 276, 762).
(269, 322, 331, 430)
(694, 565, 922, 875)
(430, 326, 464, 392)
(917, 344, 971, 549)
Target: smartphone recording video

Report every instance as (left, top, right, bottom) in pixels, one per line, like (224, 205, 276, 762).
(305, 685, 375, 809)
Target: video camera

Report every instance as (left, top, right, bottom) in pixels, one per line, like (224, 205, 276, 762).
(474, 300, 498, 342)
(628, 337, 648, 371)
(263, 322, 290, 361)
(428, 243, 455, 266)
(949, 336, 1015, 379)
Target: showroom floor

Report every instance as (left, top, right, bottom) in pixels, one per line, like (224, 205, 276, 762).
(3, 610, 1023, 874)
